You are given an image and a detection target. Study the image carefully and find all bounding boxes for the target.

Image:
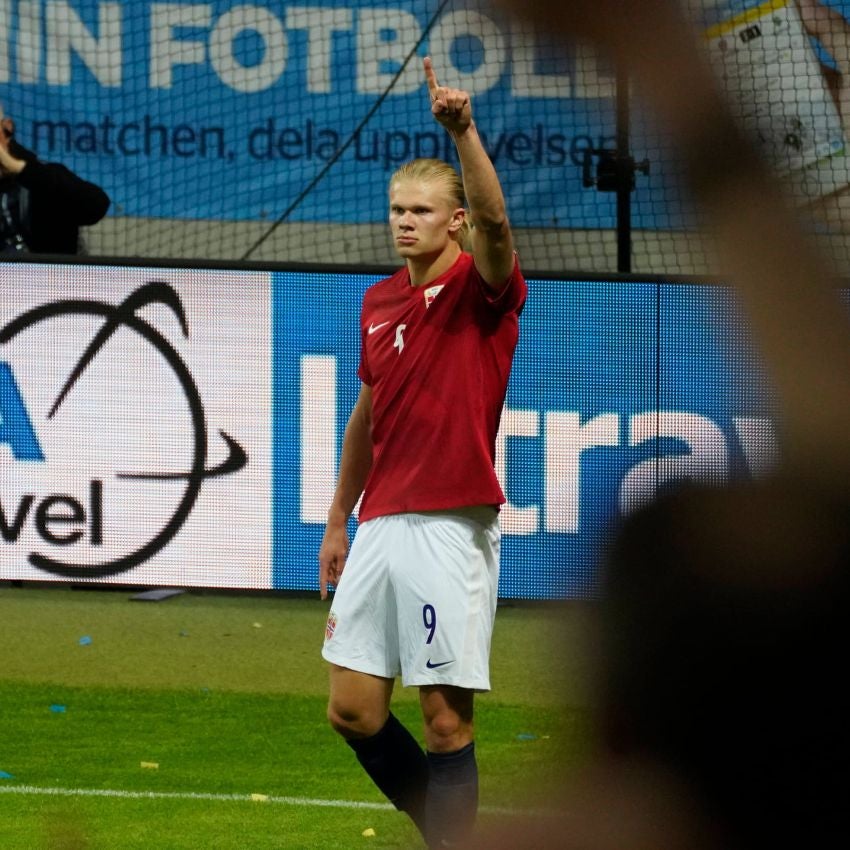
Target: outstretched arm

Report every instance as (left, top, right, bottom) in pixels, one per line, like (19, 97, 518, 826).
(424, 57, 515, 289)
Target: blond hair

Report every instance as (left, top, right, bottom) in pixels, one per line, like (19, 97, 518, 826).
(390, 158, 471, 249)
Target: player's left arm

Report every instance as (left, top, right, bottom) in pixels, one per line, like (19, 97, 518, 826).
(425, 57, 515, 290)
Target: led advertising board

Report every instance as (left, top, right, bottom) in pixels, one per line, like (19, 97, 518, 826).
(1, 261, 776, 597)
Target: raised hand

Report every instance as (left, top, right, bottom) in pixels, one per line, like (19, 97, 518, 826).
(424, 56, 471, 135)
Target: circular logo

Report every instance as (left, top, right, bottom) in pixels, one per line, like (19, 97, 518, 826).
(0, 281, 247, 578)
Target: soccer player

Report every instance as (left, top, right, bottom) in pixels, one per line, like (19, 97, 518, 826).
(318, 56, 526, 848)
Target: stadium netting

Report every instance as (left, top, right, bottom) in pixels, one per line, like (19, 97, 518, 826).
(3, 0, 850, 276)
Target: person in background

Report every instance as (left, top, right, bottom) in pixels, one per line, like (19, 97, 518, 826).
(0, 104, 110, 255)
(318, 56, 526, 849)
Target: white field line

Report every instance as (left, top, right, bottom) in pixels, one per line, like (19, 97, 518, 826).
(0, 785, 543, 817)
(0, 785, 393, 810)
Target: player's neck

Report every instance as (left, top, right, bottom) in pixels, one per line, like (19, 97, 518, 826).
(405, 243, 462, 288)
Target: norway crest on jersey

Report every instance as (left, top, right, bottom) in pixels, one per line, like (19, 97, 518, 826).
(423, 284, 445, 309)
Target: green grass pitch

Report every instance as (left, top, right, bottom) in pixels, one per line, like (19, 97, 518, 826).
(0, 587, 592, 848)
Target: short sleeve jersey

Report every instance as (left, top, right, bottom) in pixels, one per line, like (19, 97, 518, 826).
(357, 251, 526, 522)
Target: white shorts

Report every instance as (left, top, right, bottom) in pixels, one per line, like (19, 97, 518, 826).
(322, 506, 500, 690)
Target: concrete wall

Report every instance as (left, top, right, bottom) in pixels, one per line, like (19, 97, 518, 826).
(82, 217, 850, 279)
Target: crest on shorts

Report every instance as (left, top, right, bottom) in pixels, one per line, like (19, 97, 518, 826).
(325, 611, 338, 641)
(423, 284, 445, 309)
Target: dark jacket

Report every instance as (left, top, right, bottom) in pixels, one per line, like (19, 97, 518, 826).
(1, 140, 110, 254)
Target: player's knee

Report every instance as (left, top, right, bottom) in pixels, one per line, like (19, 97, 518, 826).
(327, 699, 384, 740)
(326, 700, 358, 738)
(424, 709, 473, 752)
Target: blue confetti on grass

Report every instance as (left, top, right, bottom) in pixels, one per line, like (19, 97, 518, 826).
(78, 636, 92, 646)
(0, 771, 14, 780)
(49, 704, 67, 713)
(516, 733, 537, 741)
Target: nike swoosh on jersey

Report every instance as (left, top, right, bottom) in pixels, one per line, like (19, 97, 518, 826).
(426, 659, 454, 669)
(368, 321, 390, 334)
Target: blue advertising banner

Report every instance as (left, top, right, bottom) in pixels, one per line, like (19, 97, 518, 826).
(5, 1, 850, 229)
(272, 271, 778, 599)
(0, 0, 629, 227)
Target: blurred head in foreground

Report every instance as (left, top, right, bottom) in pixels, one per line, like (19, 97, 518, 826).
(477, 477, 850, 849)
(598, 477, 850, 849)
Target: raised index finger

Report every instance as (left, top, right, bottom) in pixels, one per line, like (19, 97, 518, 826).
(424, 56, 439, 96)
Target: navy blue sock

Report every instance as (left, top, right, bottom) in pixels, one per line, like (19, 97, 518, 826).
(345, 713, 429, 836)
(425, 742, 479, 848)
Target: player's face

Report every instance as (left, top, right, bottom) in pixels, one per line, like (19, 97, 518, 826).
(389, 178, 463, 260)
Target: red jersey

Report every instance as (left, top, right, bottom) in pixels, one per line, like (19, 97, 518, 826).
(357, 251, 526, 522)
